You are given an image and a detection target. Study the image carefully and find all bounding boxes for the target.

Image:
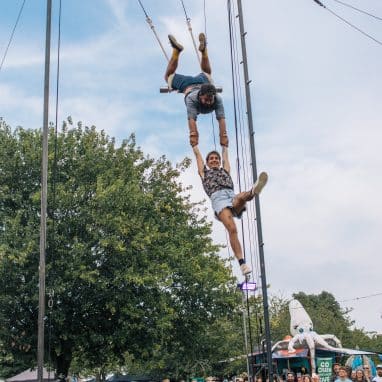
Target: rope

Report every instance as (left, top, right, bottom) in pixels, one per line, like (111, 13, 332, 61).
(49, 0, 62, 270)
(137, 0, 149, 18)
(329, 0, 382, 21)
(47, 289, 54, 382)
(229, 0, 260, 284)
(203, 0, 207, 36)
(289, 291, 382, 307)
(313, 0, 382, 46)
(227, 1, 266, 376)
(0, 0, 26, 73)
(227, 0, 259, 371)
(180, 0, 201, 64)
(47, 0, 62, 377)
(202, 1, 216, 151)
(53, 0, 62, 204)
(227, 1, 242, 194)
(180, 0, 190, 20)
(340, 292, 382, 303)
(227, 0, 250, 273)
(211, 114, 217, 151)
(227, 0, 261, 284)
(137, 0, 169, 61)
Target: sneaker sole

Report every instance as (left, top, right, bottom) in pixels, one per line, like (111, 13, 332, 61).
(198, 33, 206, 52)
(251, 172, 268, 196)
(168, 35, 183, 52)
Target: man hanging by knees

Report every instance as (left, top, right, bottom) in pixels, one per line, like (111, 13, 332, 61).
(192, 142, 268, 276)
(164, 33, 228, 147)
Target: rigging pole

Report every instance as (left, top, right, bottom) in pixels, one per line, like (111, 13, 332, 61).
(38, 1, 52, 381)
(236, 0, 273, 379)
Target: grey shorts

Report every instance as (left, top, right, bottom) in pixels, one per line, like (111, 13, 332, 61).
(210, 189, 245, 220)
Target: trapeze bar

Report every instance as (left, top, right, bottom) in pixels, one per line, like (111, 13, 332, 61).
(159, 86, 223, 93)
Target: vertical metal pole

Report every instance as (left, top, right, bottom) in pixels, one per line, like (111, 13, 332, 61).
(236, 0, 273, 380)
(242, 293, 251, 377)
(38, 1, 52, 381)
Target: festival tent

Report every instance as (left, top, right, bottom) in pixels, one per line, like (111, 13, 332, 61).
(251, 343, 379, 376)
(6, 368, 53, 382)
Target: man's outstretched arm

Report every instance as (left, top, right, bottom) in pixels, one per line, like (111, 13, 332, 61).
(218, 118, 228, 147)
(188, 118, 199, 147)
(192, 145, 205, 179)
(222, 145, 230, 174)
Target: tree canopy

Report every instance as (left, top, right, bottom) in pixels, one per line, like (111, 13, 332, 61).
(0, 119, 243, 379)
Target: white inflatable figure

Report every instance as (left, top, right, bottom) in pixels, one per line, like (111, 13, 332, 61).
(287, 299, 342, 371)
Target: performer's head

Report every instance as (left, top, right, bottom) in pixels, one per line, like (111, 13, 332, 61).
(206, 150, 221, 168)
(199, 83, 216, 106)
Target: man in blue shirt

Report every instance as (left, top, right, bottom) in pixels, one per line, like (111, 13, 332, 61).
(164, 33, 228, 148)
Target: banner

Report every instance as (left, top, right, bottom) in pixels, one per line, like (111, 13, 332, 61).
(317, 357, 333, 382)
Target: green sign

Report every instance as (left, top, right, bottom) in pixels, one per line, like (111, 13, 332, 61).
(317, 357, 333, 382)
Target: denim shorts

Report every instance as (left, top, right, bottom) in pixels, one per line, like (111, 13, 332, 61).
(210, 189, 245, 220)
(168, 72, 211, 93)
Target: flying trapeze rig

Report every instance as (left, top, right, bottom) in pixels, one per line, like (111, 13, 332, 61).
(138, 0, 274, 380)
(6, 0, 378, 381)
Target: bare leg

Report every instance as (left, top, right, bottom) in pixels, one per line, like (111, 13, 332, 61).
(232, 191, 251, 216)
(200, 52, 211, 74)
(198, 33, 211, 74)
(164, 35, 183, 82)
(164, 55, 179, 81)
(233, 172, 269, 214)
(218, 208, 243, 261)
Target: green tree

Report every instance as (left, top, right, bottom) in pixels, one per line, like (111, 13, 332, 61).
(0, 119, 241, 378)
(269, 294, 290, 342)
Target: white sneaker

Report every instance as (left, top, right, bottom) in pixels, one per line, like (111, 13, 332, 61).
(251, 171, 268, 197)
(240, 263, 252, 275)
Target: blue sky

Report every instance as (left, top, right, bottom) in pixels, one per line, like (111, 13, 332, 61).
(1, 0, 382, 335)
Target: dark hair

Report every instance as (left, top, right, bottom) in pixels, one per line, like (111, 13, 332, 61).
(206, 150, 221, 163)
(199, 83, 217, 97)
